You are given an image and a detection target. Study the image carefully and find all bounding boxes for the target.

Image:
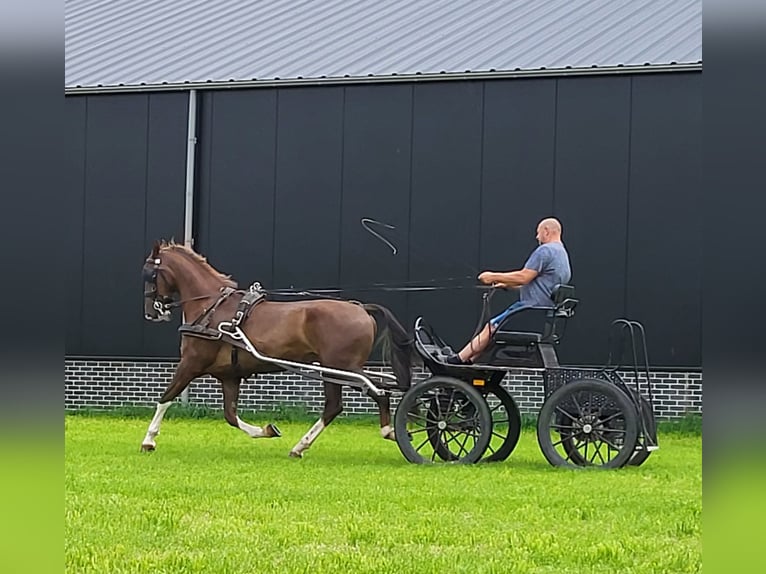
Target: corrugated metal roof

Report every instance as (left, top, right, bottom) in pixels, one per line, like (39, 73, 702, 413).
(65, 0, 702, 91)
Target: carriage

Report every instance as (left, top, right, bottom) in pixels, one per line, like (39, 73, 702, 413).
(141, 241, 659, 468)
(392, 286, 659, 468)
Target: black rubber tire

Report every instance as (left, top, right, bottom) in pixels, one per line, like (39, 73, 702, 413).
(480, 385, 522, 462)
(394, 376, 492, 465)
(628, 394, 657, 466)
(536, 378, 639, 469)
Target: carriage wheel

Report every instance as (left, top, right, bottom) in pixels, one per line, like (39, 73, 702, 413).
(536, 378, 639, 469)
(628, 394, 657, 467)
(422, 384, 521, 463)
(558, 389, 656, 467)
(394, 376, 492, 464)
(480, 385, 522, 462)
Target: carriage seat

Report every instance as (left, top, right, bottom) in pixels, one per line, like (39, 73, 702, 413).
(494, 331, 542, 346)
(493, 284, 577, 346)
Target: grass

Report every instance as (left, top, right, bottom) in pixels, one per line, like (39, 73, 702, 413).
(65, 412, 701, 574)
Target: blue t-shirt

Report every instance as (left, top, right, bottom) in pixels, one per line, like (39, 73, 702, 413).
(519, 241, 572, 306)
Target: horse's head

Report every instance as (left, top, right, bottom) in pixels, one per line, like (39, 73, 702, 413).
(142, 241, 176, 322)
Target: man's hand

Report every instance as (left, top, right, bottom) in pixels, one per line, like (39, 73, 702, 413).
(478, 271, 497, 285)
(478, 268, 538, 288)
(478, 271, 506, 288)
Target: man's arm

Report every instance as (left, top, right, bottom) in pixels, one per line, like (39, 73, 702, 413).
(478, 268, 538, 288)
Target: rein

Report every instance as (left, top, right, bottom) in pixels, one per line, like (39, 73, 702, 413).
(161, 293, 214, 310)
(264, 276, 494, 298)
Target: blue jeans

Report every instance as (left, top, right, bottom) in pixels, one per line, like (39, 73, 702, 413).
(490, 301, 526, 328)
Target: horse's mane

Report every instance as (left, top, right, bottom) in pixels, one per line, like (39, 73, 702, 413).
(159, 240, 238, 288)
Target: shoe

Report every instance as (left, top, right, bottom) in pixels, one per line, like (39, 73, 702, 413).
(446, 354, 468, 365)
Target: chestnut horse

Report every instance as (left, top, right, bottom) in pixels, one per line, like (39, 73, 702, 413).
(140, 240, 413, 458)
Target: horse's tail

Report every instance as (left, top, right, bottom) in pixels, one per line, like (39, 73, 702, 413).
(363, 303, 414, 389)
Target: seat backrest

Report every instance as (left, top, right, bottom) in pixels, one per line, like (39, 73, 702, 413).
(542, 284, 578, 341)
(552, 284, 575, 305)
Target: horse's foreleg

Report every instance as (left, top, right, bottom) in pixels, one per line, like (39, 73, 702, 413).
(289, 380, 343, 458)
(221, 377, 280, 439)
(140, 361, 196, 452)
(366, 388, 395, 440)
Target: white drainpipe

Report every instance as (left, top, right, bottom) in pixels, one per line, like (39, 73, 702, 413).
(181, 89, 198, 406)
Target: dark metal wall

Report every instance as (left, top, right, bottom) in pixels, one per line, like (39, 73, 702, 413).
(65, 72, 701, 368)
(65, 92, 188, 358)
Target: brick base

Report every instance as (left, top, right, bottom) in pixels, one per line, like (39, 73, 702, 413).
(65, 358, 702, 420)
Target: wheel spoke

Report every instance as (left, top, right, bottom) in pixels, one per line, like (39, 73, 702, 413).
(550, 435, 569, 449)
(442, 430, 460, 449)
(590, 440, 606, 464)
(445, 390, 457, 419)
(598, 434, 623, 452)
(414, 435, 431, 452)
(406, 412, 430, 424)
(554, 406, 579, 423)
(571, 393, 583, 415)
(598, 411, 626, 426)
(457, 429, 472, 455)
(597, 427, 626, 436)
(454, 431, 471, 457)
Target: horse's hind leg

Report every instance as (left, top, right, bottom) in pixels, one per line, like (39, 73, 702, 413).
(140, 359, 198, 452)
(289, 380, 343, 458)
(220, 377, 281, 439)
(365, 389, 395, 441)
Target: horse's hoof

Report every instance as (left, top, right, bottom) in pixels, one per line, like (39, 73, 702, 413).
(288, 450, 302, 459)
(140, 443, 156, 452)
(266, 423, 281, 438)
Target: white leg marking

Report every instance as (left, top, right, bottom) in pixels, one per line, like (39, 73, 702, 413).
(380, 424, 395, 440)
(141, 401, 172, 448)
(236, 416, 267, 438)
(289, 418, 326, 457)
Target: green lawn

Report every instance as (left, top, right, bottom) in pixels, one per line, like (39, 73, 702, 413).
(65, 413, 701, 574)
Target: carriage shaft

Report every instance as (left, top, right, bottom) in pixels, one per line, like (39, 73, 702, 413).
(232, 326, 387, 396)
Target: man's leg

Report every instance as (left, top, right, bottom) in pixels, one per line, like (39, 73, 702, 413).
(456, 322, 495, 363)
(448, 301, 524, 364)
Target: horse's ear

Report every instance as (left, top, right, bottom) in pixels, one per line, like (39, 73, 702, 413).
(151, 240, 160, 258)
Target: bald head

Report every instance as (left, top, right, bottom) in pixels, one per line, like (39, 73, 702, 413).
(536, 218, 563, 244)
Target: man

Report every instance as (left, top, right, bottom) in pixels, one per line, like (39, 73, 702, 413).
(447, 217, 572, 365)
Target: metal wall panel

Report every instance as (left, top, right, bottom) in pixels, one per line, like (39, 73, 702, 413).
(626, 73, 702, 367)
(69, 92, 187, 357)
(553, 75, 632, 365)
(80, 94, 151, 356)
(195, 89, 278, 288)
(480, 78, 558, 341)
(65, 97, 88, 354)
(141, 92, 189, 355)
(273, 87, 345, 290)
(339, 83, 412, 321)
(407, 81, 484, 348)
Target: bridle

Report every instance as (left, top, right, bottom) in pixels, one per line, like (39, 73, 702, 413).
(143, 257, 212, 321)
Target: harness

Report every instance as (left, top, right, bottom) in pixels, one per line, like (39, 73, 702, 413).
(178, 282, 267, 350)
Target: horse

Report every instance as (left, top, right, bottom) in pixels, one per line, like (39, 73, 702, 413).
(140, 240, 414, 458)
